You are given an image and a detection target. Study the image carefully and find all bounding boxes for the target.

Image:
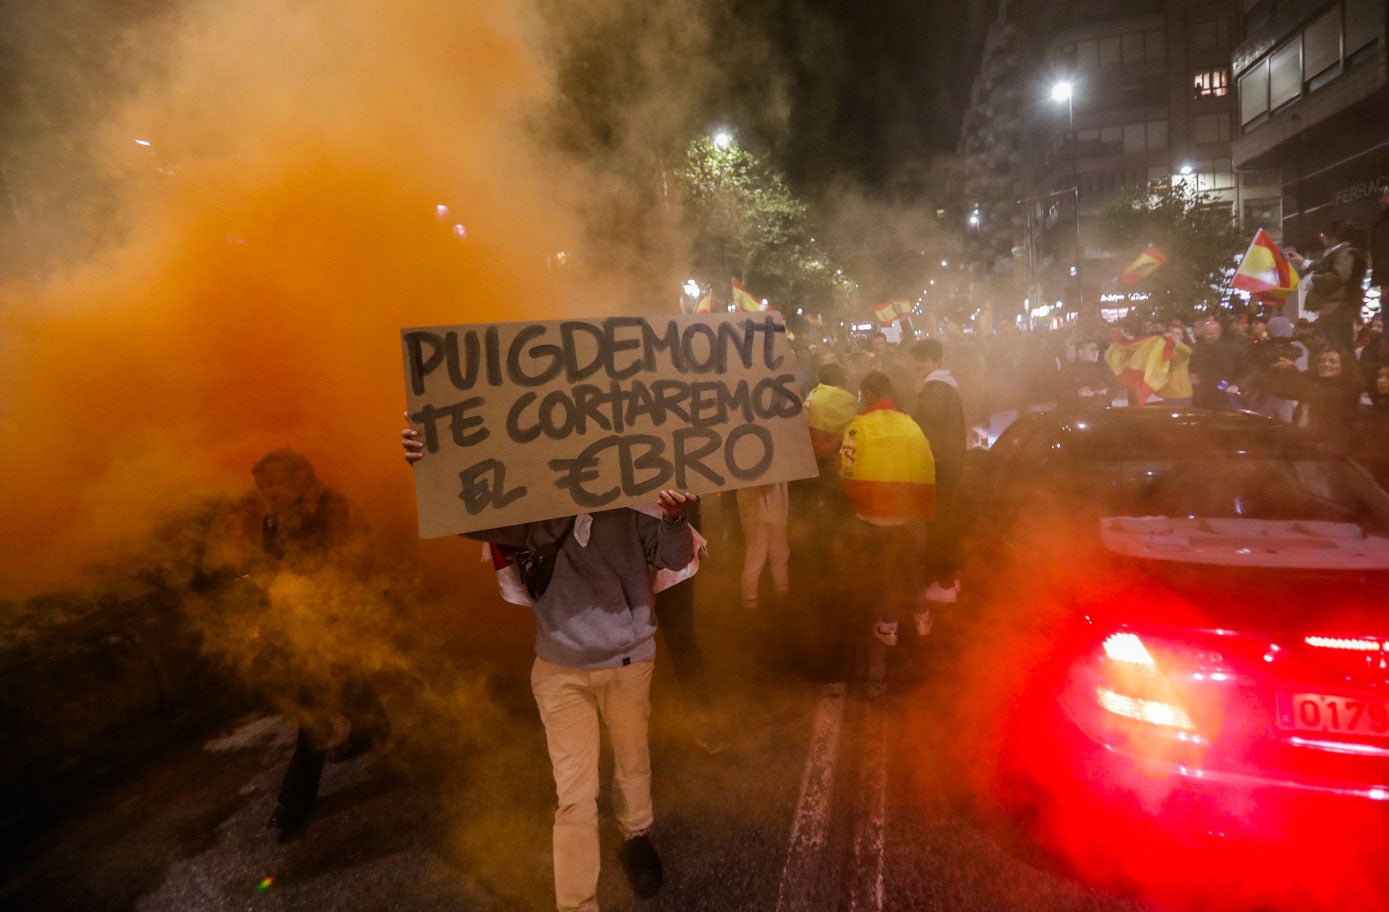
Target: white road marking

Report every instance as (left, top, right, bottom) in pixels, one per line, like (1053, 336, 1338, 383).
(774, 682, 847, 912)
(849, 682, 888, 912)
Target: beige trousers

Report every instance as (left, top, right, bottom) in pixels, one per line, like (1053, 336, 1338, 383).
(531, 656, 656, 912)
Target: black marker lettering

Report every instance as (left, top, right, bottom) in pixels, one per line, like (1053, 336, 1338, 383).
(604, 317, 646, 381)
(458, 458, 526, 514)
(672, 427, 724, 488)
(508, 324, 564, 387)
(549, 438, 622, 508)
(725, 423, 774, 480)
(484, 326, 503, 387)
(410, 398, 489, 451)
(505, 392, 541, 443)
(681, 323, 719, 373)
(641, 319, 685, 372)
(561, 321, 606, 381)
(404, 331, 445, 396)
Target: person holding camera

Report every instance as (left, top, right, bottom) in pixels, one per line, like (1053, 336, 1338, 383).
(403, 427, 695, 912)
(1292, 221, 1369, 351)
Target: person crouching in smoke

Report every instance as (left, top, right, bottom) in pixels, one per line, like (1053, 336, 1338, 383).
(199, 448, 391, 843)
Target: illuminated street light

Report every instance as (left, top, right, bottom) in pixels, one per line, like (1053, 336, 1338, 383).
(712, 130, 733, 149)
(683, 278, 701, 298)
(1051, 78, 1082, 309)
(1179, 163, 1194, 175)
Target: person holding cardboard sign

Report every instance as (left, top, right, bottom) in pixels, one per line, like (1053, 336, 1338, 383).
(404, 426, 696, 911)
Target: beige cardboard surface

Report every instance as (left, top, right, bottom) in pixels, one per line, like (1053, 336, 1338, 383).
(402, 312, 819, 537)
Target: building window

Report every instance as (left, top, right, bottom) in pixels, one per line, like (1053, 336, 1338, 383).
(1192, 112, 1231, 144)
(1145, 28, 1166, 60)
(1346, 0, 1382, 57)
(1146, 120, 1168, 150)
(1100, 35, 1122, 68)
(1075, 38, 1099, 70)
(1269, 38, 1302, 109)
(1239, 59, 1269, 126)
(1193, 69, 1230, 97)
(1242, 197, 1282, 231)
(1190, 19, 1230, 52)
(1303, 7, 1342, 83)
(1121, 31, 1144, 63)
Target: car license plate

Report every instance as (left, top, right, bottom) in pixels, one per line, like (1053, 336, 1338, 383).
(1277, 693, 1389, 738)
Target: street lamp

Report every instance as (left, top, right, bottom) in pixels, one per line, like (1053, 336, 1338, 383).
(712, 129, 733, 150)
(1051, 79, 1082, 310)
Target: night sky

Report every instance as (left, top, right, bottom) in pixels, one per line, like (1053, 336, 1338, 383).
(0, 0, 995, 276)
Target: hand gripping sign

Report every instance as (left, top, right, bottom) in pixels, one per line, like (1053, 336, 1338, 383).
(401, 312, 819, 537)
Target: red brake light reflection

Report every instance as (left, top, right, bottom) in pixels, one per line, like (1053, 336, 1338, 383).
(1304, 635, 1384, 652)
(1096, 687, 1196, 730)
(1103, 632, 1155, 666)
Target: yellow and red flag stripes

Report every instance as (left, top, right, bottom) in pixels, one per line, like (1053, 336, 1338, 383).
(1118, 245, 1167, 285)
(694, 290, 715, 313)
(837, 404, 936, 523)
(805, 382, 860, 460)
(1104, 333, 1175, 404)
(732, 279, 764, 312)
(806, 313, 824, 327)
(1231, 228, 1300, 301)
(873, 300, 899, 323)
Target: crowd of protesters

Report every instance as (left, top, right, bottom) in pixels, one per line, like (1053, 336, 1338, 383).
(177, 198, 1389, 912)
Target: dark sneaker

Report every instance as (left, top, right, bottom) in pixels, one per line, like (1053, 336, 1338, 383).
(621, 833, 663, 898)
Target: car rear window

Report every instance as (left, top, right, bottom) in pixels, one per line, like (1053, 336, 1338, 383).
(1090, 457, 1389, 535)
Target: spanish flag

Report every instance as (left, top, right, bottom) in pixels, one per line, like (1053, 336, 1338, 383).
(1104, 333, 1175, 404)
(732, 279, 764, 313)
(873, 300, 900, 323)
(1118, 245, 1167, 285)
(694, 290, 715, 313)
(1231, 228, 1300, 301)
(837, 404, 936, 523)
(805, 382, 859, 460)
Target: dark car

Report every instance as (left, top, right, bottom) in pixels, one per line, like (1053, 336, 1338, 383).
(958, 407, 1389, 910)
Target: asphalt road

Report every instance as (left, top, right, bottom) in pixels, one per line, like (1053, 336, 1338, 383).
(0, 607, 1154, 911)
(1, 496, 1155, 912)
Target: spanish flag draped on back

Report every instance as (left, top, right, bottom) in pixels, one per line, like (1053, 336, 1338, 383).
(838, 400, 936, 524)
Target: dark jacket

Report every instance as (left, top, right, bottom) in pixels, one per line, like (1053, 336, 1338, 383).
(1351, 400, 1389, 488)
(1371, 208, 1389, 289)
(1258, 364, 1362, 445)
(1189, 337, 1244, 407)
(910, 372, 967, 492)
(1304, 243, 1369, 327)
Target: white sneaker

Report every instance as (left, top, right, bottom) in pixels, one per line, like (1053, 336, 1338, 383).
(873, 622, 898, 647)
(912, 609, 932, 636)
(924, 581, 959, 604)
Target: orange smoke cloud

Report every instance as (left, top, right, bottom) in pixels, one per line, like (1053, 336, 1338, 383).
(0, 0, 605, 597)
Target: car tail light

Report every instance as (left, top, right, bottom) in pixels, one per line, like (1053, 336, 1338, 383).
(1096, 632, 1197, 732)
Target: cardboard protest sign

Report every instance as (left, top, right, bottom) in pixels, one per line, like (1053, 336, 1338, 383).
(401, 312, 819, 537)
